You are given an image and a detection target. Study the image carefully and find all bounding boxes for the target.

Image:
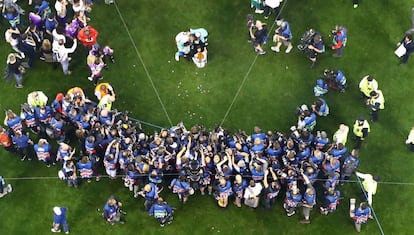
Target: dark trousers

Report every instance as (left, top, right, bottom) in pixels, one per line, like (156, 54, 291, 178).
(401, 52, 411, 64)
(371, 110, 378, 122)
(264, 6, 281, 20)
(353, 0, 360, 4)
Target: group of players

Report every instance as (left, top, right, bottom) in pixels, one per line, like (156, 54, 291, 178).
(174, 28, 208, 68)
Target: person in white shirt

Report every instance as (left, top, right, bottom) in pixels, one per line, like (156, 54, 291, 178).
(263, 0, 283, 20)
(52, 38, 77, 75)
(405, 127, 414, 151)
(243, 179, 263, 209)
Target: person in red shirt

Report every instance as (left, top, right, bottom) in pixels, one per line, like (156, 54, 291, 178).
(77, 25, 98, 47)
(0, 126, 16, 153)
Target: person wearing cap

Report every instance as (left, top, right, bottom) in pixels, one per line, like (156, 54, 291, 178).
(271, 20, 293, 53)
(249, 20, 267, 55)
(331, 25, 347, 57)
(352, 202, 372, 232)
(353, 117, 370, 149)
(366, 90, 385, 122)
(359, 75, 378, 99)
(263, 0, 283, 20)
(149, 197, 174, 227)
(355, 171, 378, 206)
(398, 34, 414, 65)
(51, 206, 69, 233)
(6, 53, 24, 88)
(103, 196, 126, 225)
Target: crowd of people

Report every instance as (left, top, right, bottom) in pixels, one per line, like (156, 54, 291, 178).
(0, 0, 411, 233)
(3, 0, 115, 88)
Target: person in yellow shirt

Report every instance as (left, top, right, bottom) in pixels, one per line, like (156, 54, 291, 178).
(94, 83, 115, 101)
(27, 91, 48, 108)
(358, 75, 378, 99)
(353, 117, 370, 149)
(355, 171, 379, 206)
(366, 90, 385, 122)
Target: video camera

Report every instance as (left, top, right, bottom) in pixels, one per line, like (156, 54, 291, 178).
(297, 29, 317, 51)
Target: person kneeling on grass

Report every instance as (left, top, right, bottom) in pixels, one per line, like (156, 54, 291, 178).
(103, 195, 126, 225)
(0, 176, 12, 198)
(149, 197, 174, 227)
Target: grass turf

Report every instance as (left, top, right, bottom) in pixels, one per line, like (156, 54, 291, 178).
(0, 0, 414, 234)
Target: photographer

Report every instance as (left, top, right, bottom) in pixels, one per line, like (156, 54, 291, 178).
(271, 20, 293, 53)
(307, 34, 325, 68)
(249, 20, 267, 55)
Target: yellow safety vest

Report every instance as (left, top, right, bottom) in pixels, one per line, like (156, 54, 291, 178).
(353, 120, 370, 137)
(369, 90, 385, 110)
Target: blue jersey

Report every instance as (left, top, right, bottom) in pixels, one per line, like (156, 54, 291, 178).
(250, 168, 265, 182)
(145, 183, 157, 201)
(35, 106, 53, 125)
(34, 143, 52, 161)
(354, 207, 371, 224)
(325, 190, 340, 211)
(53, 207, 67, 224)
(297, 147, 311, 161)
(304, 113, 317, 130)
(21, 111, 36, 128)
(314, 136, 329, 149)
(170, 179, 189, 194)
(149, 203, 173, 218)
(285, 192, 302, 207)
(335, 70, 346, 86)
(12, 134, 30, 148)
(332, 146, 347, 159)
(233, 180, 247, 198)
(77, 161, 93, 178)
(277, 22, 292, 40)
(218, 180, 233, 197)
(50, 118, 64, 135)
(7, 116, 23, 133)
(103, 202, 119, 220)
(303, 185, 316, 206)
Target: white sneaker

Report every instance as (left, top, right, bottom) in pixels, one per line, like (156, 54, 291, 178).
(285, 46, 293, 53)
(175, 52, 180, 61)
(255, 9, 264, 14)
(7, 184, 12, 193)
(51, 228, 61, 233)
(271, 46, 280, 52)
(87, 76, 93, 81)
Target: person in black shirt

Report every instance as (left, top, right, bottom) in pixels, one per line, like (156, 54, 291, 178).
(6, 53, 24, 88)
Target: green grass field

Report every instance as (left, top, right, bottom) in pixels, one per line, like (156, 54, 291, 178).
(0, 0, 414, 234)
